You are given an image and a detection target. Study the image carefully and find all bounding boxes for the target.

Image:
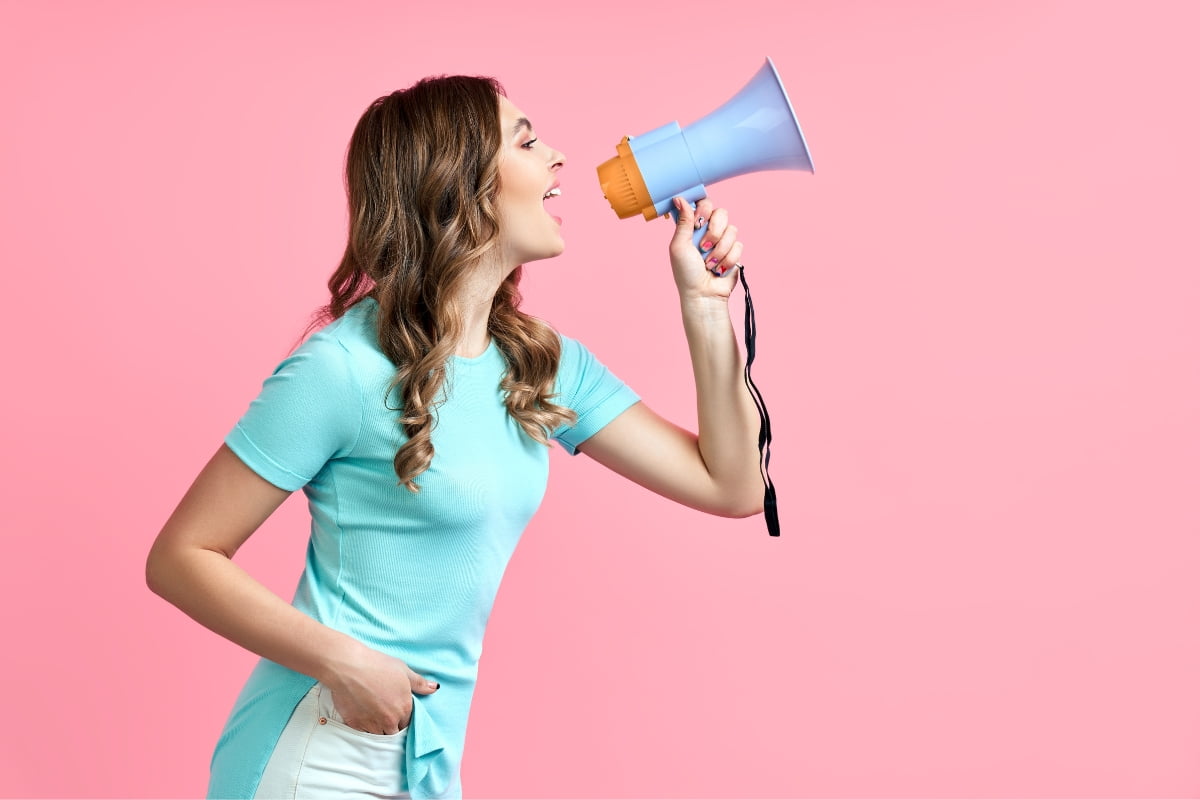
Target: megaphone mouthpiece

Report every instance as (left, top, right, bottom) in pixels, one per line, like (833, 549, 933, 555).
(596, 137, 654, 220)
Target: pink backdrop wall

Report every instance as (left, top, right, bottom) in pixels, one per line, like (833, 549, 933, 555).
(2, 1, 1198, 797)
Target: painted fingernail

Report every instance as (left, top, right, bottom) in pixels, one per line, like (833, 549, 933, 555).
(706, 256, 720, 266)
(700, 241, 713, 251)
(695, 216, 705, 229)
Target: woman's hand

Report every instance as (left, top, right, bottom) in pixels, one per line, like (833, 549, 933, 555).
(323, 646, 441, 735)
(667, 196, 743, 302)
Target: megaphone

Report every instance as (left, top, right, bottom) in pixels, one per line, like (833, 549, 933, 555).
(597, 57, 812, 540)
(597, 56, 814, 258)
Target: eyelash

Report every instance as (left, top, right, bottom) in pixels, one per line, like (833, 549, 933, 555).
(521, 137, 539, 150)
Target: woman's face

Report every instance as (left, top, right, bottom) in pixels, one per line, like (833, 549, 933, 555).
(494, 95, 567, 267)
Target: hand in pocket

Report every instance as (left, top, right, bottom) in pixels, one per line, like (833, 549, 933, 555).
(324, 647, 441, 735)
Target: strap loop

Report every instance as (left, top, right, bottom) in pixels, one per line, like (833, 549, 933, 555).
(738, 264, 780, 537)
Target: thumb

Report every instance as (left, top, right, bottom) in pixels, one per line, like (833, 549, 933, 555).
(409, 669, 441, 693)
(670, 196, 695, 245)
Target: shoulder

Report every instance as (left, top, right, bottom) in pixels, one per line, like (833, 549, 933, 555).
(554, 329, 585, 363)
(549, 327, 637, 404)
(300, 301, 377, 357)
(225, 304, 379, 487)
(551, 329, 603, 383)
(286, 300, 390, 379)
(550, 325, 613, 367)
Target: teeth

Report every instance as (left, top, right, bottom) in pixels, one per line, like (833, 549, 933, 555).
(543, 187, 561, 199)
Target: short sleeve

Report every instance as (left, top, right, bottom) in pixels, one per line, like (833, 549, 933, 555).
(551, 335, 640, 455)
(224, 333, 364, 491)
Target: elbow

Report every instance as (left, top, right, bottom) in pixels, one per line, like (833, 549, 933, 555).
(145, 536, 189, 600)
(734, 506, 764, 520)
(725, 500, 765, 519)
(145, 542, 170, 598)
(146, 534, 233, 600)
(713, 489, 765, 519)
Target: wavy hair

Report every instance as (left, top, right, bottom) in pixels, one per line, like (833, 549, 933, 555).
(316, 75, 576, 491)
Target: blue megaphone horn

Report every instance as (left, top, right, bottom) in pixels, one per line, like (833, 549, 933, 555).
(597, 56, 814, 267)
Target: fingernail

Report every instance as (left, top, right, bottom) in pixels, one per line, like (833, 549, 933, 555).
(673, 197, 683, 211)
(695, 216, 705, 229)
(700, 241, 713, 251)
(706, 256, 720, 266)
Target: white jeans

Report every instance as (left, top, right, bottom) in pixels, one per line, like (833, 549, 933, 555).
(253, 683, 411, 799)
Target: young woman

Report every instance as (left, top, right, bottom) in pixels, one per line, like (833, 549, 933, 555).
(146, 74, 764, 800)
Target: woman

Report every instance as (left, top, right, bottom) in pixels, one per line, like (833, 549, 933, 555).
(146, 74, 764, 800)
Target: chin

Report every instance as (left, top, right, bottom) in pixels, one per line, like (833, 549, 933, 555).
(523, 240, 565, 264)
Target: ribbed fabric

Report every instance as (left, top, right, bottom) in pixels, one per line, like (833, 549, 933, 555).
(207, 299, 639, 799)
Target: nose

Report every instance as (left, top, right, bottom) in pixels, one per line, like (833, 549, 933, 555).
(549, 145, 566, 171)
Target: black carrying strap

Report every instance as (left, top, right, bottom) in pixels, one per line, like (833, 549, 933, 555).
(738, 264, 780, 536)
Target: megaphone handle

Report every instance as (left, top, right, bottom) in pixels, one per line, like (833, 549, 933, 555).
(667, 201, 722, 276)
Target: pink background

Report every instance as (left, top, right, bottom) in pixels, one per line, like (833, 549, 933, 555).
(2, 0, 1198, 797)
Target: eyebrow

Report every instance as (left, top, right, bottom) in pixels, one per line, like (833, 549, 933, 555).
(511, 117, 533, 137)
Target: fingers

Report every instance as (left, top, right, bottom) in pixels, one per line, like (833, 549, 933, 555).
(665, 195, 744, 283)
(666, 198, 715, 228)
(699, 207, 742, 275)
(328, 656, 442, 735)
(409, 666, 441, 694)
(378, 695, 412, 735)
(338, 684, 430, 735)
(408, 662, 441, 695)
(708, 241, 743, 276)
(330, 685, 413, 735)
(669, 197, 696, 248)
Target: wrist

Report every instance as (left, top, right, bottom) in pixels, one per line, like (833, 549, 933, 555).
(679, 292, 731, 322)
(314, 634, 373, 687)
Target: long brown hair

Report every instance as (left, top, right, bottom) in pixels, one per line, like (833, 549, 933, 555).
(317, 75, 576, 491)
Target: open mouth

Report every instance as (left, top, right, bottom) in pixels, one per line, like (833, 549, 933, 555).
(543, 186, 562, 224)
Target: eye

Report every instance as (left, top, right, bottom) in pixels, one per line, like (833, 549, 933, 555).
(521, 137, 539, 150)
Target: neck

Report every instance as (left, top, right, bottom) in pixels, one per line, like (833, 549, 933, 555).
(453, 256, 512, 358)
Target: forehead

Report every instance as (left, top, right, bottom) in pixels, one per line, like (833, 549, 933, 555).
(497, 95, 529, 130)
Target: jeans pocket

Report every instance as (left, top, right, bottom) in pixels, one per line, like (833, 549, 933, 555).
(297, 683, 411, 798)
(315, 682, 410, 741)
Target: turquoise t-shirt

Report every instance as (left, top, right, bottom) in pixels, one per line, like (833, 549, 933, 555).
(207, 298, 639, 799)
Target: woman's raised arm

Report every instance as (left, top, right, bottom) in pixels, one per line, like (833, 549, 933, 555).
(576, 197, 765, 519)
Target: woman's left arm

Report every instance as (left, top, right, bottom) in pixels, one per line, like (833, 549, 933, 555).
(576, 197, 765, 518)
